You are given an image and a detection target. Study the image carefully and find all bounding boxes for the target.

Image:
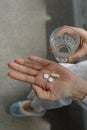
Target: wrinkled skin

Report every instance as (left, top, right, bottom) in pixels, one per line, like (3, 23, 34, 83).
(8, 56, 87, 101)
(50, 27, 87, 63)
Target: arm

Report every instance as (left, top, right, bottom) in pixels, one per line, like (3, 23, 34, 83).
(8, 56, 87, 101)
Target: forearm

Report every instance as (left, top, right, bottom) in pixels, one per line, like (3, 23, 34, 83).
(73, 78, 87, 100)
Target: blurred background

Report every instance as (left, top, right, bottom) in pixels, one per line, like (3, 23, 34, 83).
(0, 0, 87, 130)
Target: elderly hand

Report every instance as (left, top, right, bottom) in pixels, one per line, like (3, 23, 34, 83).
(8, 56, 87, 101)
(68, 27, 87, 62)
(50, 27, 87, 63)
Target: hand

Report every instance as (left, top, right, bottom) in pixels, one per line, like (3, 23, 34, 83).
(49, 27, 87, 63)
(68, 27, 87, 63)
(8, 56, 87, 101)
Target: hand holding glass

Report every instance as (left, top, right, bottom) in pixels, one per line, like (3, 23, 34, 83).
(49, 26, 80, 62)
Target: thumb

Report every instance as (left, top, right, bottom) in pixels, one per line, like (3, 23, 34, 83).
(32, 85, 50, 100)
(68, 49, 87, 63)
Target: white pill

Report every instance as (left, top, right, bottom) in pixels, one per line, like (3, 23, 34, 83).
(43, 74, 49, 79)
(51, 73, 60, 78)
(48, 77, 54, 83)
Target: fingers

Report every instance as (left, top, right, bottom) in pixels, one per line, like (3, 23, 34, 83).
(49, 47, 54, 55)
(28, 56, 51, 66)
(32, 85, 51, 100)
(8, 72, 35, 83)
(15, 58, 42, 70)
(69, 26, 87, 38)
(8, 62, 38, 76)
(68, 49, 87, 63)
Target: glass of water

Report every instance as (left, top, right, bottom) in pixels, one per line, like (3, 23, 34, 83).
(49, 26, 80, 62)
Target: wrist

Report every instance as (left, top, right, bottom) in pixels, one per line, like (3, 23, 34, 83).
(73, 78, 87, 100)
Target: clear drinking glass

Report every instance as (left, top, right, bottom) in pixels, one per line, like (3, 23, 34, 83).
(49, 26, 80, 62)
